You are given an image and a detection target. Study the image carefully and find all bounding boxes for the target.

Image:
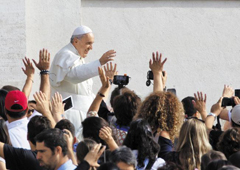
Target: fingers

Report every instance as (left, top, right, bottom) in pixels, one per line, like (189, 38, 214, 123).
(32, 59, 37, 66)
(234, 96, 240, 105)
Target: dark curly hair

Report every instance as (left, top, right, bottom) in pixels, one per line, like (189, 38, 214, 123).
(123, 119, 160, 168)
(135, 91, 184, 141)
(113, 90, 141, 127)
(217, 127, 240, 159)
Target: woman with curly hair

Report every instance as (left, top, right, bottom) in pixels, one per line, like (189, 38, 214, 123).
(165, 118, 212, 170)
(217, 127, 240, 159)
(123, 119, 165, 170)
(134, 91, 184, 159)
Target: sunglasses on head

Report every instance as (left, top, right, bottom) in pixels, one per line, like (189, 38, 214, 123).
(186, 116, 205, 123)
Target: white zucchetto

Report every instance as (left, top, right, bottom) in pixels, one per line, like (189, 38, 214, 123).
(72, 26, 92, 36)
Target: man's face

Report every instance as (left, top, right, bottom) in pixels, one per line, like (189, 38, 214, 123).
(36, 142, 58, 170)
(73, 33, 94, 58)
(117, 162, 135, 170)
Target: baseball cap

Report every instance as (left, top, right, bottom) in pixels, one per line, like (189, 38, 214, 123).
(5, 90, 28, 112)
(231, 105, 240, 125)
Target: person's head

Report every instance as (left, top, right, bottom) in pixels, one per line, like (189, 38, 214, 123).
(113, 90, 141, 127)
(76, 138, 97, 164)
(82, 117, 109, 145)
(35, 128, 68, 170)
(123, 119, 159, 168)
(177, 118, 212, 170)
(205, 160, 232, 170)
(27, 100, 36, 118)
(201, 150, 227, 170)
(1, 85, 20, 92)
(71, 26, 94, 58)
(98, 162, 120, 170)
(0, 117, 11, 145)
(110, 87, 128, 107)
(55, 119, 76, 145)
(110, 146, 137, 170)
(5, 90, 28, 120)
(27, 116, 52, 146)
(135, 91, 184, 141)
(0, 89, 8, 121)
(218, 127, 240, 159)
(231, 105, 240, 128)
(181, 96, 198, 118)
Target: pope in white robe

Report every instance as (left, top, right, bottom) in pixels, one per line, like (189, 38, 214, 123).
(49, 26, 116, 140)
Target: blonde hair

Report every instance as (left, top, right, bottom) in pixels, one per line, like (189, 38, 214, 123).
(135, 91, 184, 141)
(177, 118, 212, 170)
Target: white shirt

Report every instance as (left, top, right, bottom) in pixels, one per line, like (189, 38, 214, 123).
(6, 117, 30, 149)
(50, 43, 101, 140)
(132, 150, 165, 170)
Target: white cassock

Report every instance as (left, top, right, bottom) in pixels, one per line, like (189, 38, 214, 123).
(50, 43, 101, 140)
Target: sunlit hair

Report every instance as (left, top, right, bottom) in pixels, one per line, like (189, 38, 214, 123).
(135, 91, 184, 141)
(177, 118, 212, 170)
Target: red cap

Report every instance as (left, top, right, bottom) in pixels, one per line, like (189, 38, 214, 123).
(5, 90, 28, 112)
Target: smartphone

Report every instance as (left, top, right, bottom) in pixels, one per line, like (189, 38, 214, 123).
(167, 88, 177, 96)
(62, 96, 73, 111)
(221, 97, 235, 107)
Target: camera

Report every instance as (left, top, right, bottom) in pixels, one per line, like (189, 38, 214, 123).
(146, 71, 165, 86)
(221, 89, 240, 107)
(113, 75, 130, 88)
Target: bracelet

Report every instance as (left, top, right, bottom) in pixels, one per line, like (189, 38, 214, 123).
(98, 92, 105, 97)
(40, 70, 49, 75)
(208, 112, 217, 120)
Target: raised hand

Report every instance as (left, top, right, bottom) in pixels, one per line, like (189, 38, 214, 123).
(32, 49, 50, 70)
(99, 50, 116, 65)
(193, 91, 207, 120)
(149, 51, 167, 75)
(33, 91, 50, 115)
(104, 62, 117, 81)
(51, 92, 64, 122)
(99, 126, 113, 142)
(84, 143, 106, 167)
(98, 67, 110, 90)
(22, 57, 35, 77)
(222, 85, 234, 98)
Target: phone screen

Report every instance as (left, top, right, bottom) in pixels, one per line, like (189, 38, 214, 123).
(235, 89, 240, 98)
(62, 96, 73, 111)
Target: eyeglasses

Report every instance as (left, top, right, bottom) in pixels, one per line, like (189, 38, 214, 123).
(185, 116, 205, 123)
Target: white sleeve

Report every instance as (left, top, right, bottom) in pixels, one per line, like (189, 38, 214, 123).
(64, 60, 101, 84)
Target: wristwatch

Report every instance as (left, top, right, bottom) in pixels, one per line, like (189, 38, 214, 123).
(208, 112, 217, 120)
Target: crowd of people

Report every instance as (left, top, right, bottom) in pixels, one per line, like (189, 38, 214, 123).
(0, 25, 240, 170)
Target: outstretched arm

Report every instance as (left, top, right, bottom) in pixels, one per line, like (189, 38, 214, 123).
(32, 49, 51, 101)
(34, 91, 56, 127)
(22, 57, 35, 99)
(205, 97, 223, 131)
(149, 51, 167, 92)
(87, 63, 117, 115)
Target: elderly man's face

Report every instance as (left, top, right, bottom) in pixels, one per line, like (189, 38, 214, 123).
(74, 33, 94, 58)
(36, 142, 58, 170)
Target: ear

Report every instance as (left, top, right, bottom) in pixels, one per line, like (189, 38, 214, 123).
(55, 146, 63, 155)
